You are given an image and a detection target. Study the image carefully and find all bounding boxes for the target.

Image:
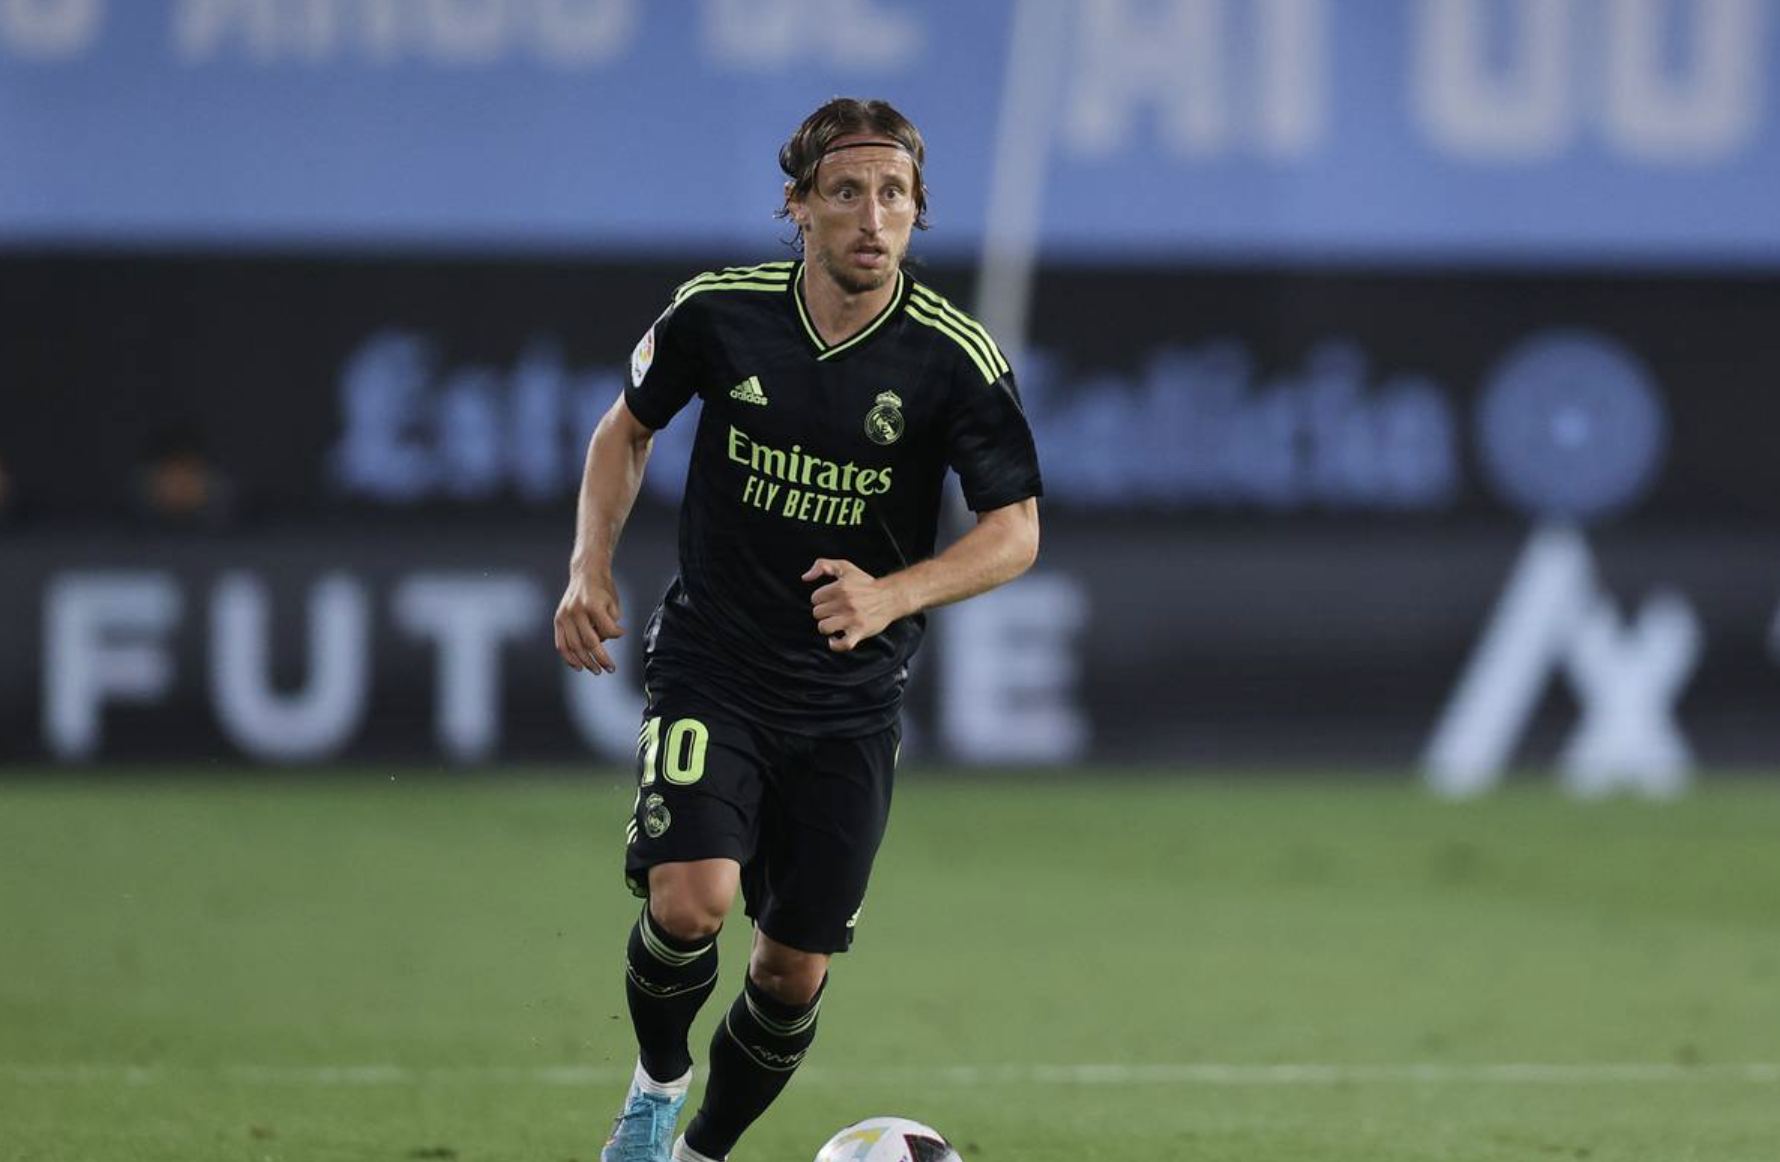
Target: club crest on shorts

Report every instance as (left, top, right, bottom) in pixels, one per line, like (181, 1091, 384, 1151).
(642, 793, 671, 839)
(864, 391, 904, 446)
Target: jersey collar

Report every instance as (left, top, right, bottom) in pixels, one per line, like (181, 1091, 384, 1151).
(790, 261, 907, 362)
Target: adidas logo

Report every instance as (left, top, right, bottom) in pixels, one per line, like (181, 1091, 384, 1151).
(729, 375, 768, 406)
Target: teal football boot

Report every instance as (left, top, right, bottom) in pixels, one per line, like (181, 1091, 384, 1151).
(600, 1067, 689, 1162)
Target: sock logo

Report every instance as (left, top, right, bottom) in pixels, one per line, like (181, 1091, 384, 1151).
(625, 964, 718, 999)
(748, 1045, 807, 1068)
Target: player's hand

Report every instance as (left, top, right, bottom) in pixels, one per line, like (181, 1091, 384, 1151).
(802, 558, 901, 652)
(554, 567, 625, 673)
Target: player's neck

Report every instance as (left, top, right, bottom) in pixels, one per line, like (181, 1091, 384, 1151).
(801, 261, 899, 347)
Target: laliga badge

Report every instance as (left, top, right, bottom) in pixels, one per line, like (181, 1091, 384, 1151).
(630, 325, 656, 388)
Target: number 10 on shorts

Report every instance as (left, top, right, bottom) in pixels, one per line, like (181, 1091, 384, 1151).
(638, 716, 710, 787)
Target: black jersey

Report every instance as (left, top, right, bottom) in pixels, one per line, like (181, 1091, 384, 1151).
(623, 259, 1043, 737)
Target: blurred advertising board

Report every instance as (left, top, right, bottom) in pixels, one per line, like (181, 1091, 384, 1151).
(3, 255, 1778, 526)
(2, 523, 1779, 780)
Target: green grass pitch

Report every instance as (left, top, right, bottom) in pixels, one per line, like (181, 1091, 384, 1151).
(3, 770, 1779, 1161)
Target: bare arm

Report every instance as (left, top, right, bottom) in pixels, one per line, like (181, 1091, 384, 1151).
(553, 394, 656, 673)
(803, 497, 1040, 652)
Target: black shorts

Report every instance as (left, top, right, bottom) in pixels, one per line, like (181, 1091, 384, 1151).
(622, 690, 899, 954)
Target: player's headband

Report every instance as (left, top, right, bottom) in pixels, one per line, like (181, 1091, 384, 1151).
(818, 137, 916, 162)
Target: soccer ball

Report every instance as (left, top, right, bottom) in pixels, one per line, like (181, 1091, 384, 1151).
(813, 1116, 962, 1162)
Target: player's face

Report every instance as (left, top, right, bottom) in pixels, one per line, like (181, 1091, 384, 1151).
(796, 144, 918, 296)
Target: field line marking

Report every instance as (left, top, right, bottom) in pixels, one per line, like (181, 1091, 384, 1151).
(4, 1062, 1779, 1087)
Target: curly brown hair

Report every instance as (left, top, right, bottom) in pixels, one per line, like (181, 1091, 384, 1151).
(776, 97, 930, 244)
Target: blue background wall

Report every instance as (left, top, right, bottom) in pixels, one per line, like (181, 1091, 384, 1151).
(5, 0, 1778, 261)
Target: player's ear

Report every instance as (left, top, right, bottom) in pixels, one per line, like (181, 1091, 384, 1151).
(784, 182, 807, 228)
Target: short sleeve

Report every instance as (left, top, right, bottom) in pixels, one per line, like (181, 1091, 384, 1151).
(942, 367, 1044, 512)
(623, 299, 703, 430)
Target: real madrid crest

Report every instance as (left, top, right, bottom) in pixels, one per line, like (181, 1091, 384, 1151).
(643, 793, 671, 839)
(864, 390, 905, 446)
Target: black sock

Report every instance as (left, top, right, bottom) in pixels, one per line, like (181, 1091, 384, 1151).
(624, 907, 720, 1083)
(683, 974, 825, 1159)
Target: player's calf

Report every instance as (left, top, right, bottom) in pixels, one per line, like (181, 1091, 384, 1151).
(748, 932, 829, 1005)
(625, 906, 721, 1083)
(681, 973, 828, 1160)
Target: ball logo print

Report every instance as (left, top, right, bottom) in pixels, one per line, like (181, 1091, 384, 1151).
(815, 1116, 962, 1162)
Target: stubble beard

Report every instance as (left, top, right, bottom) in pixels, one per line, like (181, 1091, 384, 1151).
(815, 240, 902, 297)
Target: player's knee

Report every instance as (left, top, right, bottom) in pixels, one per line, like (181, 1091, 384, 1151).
(749, 947, 829, 1006)
(649, 896, 724, 942)
(646, 864, 734, 940)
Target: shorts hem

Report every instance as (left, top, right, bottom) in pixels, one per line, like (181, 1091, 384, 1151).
(623, 842, 749, 899)
(753, 911, 857, 956)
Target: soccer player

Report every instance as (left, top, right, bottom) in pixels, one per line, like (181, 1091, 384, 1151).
(554, 97, 1043, 1162)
